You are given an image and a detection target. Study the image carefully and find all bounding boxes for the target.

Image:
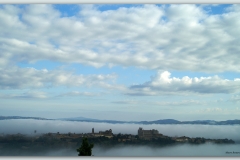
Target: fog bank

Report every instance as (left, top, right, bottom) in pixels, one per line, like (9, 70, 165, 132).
(1, 144, 240, 157)
(1, 119, 240, 141)
(1, 119, 240, 156)
(93, 143, 240, 157)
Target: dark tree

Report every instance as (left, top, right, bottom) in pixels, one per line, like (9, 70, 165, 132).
(76, 137, 94, 156)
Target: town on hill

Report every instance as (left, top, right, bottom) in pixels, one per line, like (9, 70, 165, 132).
(0, 127, 235, 155)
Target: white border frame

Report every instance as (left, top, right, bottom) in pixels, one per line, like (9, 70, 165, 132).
(0, 1, 238, 160)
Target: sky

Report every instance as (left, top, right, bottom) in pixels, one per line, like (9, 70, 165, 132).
(1, 4, 240, 121)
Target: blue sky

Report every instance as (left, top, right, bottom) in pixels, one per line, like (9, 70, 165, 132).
(1, 4, 240, 121)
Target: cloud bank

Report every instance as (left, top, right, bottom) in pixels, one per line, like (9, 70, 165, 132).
(128, 71, 240, 95)
(1, 4, 240, 72)
(0, 67, 117, 89)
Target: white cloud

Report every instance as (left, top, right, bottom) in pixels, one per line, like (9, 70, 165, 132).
(56, 91, 98, 97)
(195, 107, 240, 115)
(0, 91, 48, 99)
(1, 4, 240, 72)
(111, 98, 207, 107)
(197, 107, 224, 113)
(0, 67, 117, 89)
(111, 99, 139, 104)
(127, 71, 240, 95)
(155, 100, 205, 106)
(229, 95, 240, 103)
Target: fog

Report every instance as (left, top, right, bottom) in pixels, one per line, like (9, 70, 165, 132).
(0, 148, 77, 156)
(1, 119, 240, 141)
(1, 119, 240, 156)
(1, 144, 240, 156)
(92, 144, 240, 157)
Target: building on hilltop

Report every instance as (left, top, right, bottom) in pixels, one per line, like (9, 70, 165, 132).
(99, 129, 112, 137)
(138, 127, 163, 140)
(92, 128, 113, 138)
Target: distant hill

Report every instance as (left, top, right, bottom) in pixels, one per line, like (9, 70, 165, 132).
(138, 119, 181, 124)
(58, 117, 129, 124)
(1, 116, 240, 125)
(60, 116, 99, 121)
(0, 116, 52, 120)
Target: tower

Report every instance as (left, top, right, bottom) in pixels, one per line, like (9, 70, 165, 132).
(92, 128, 94, 134)
(138, 127, 143, 137)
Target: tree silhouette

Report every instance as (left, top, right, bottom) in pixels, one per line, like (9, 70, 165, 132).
(76, 137, 94, 156)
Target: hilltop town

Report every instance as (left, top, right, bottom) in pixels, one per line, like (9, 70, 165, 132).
(0, 127, 235, 155)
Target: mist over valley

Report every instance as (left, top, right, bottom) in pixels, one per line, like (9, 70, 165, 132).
(0, 119, 240, 156)
(1, 119, 240, 141)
